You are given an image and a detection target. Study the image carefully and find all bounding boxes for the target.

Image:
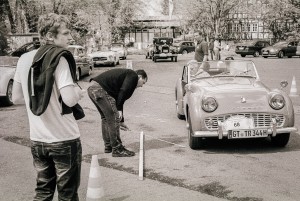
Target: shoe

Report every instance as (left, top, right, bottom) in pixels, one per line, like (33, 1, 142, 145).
(112, 145, 135, 157)
(104, 146, 112, 153)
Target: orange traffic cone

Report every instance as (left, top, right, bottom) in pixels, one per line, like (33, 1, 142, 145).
(86, 155, 105, 201)
(289, 76, 299, 97)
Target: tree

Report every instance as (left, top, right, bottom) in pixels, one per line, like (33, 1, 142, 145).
(174, 0, 241, 39)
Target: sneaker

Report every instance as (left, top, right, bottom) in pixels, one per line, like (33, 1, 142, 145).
(104, 146, 112, 153)
(112, 145, 135, 157)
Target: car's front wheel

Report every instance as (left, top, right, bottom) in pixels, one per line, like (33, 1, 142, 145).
(241, 54, 246, 57)
(278, 51, 284, 58)
(253, 51, 259, 57)
(188, 110, 204, 149)
(182, 50, 188, 54)
(1, 80, 14, 106)
(271, 133, 290, 147)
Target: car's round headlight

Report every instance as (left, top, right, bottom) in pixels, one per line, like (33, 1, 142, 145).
(202, 97, 218, 112)
(269, 94, 285, 110)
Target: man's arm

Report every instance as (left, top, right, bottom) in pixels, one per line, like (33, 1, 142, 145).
(12, 81, 25, 104)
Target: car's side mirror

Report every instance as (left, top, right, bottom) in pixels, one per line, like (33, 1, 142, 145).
(280, 80, 288, 88)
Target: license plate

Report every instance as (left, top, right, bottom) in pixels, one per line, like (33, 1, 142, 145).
(160, 53, 167, 57)
(228, 129, 268, 139)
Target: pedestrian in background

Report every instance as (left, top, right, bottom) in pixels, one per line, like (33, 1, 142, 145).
(213, 38, 221, 60)
(194, 35, 209, 62)
(88, 68, 147, 157)
(208, 38, 215, 60)
(12, 13, 84, 201)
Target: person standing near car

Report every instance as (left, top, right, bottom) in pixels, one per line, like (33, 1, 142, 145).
(12, 13, 84, 201)
(88, 68, 147, 157)
(194, 35, 209, 62)
(214, 38, 221, 60)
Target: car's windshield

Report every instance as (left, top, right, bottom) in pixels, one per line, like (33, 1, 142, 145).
(238, 41, 257, 46)
(273, 41, 288, 47)
(188, 60, 257, 80)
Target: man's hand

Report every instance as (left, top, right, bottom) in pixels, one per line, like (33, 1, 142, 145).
(120, 122, 130, 131)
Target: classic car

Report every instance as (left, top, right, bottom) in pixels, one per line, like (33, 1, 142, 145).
(145, 44, 154, 59)
(111, 43, 127, 59)
(67, 45, 93, 80)
(89, 46, 120, 67)
(175, 59, 297, 149)
(235, 40, 270, 57)
(152, 37, 178, 62)
(261, 41, 300, 58)
(0, 56, 19, 106)
(173, 41, 195, 54)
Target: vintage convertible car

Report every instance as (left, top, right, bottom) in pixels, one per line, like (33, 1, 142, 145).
(0, 56, 19, 106)
(175, 59, 297, 149)
(89, 46, 120, 67)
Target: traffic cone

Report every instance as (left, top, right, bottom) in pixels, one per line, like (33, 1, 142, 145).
(86, 155, 105, 201)
(289, 76, 299, 97)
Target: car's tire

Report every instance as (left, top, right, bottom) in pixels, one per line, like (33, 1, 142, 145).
(271, 133, 290, 147)
(278, 51, 284, 58)
(171, 57, 174, 62)
(117, 60, 120, 65)
(263, 56, 268, 58)
(76, 68, 81, 81)
(154, 57, 157, 62)
(1, 80, 14, 106)
(124, 56, 127, 60)
(182, 50, 188, 54)
(188, 110, 204, 149)
(253, 51, 259, 57)
(174, 57, 177, 62)
(288, 56, 292, 58)
(88, 67, 92, 76)
(111, 61, 116, 67)
(241, 54, 246, 57)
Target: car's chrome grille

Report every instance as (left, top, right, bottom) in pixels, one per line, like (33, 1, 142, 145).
(93, 57, 107, 61)
(205, 113, 285, 130)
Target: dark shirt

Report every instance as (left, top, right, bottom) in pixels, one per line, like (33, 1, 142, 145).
(194, 41, 209, 62)
(208, 41, 214, 50)
(92, 68, 138, 111)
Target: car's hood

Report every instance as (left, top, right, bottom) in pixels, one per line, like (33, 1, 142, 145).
(191, 77, 273, 111)
(89, 51, 112, 57)
(262, 45, 285, 50)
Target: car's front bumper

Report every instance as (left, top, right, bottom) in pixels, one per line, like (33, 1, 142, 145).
(262, 51, 278, 57)
(191, 125, 298, 139)
(154, 53, 177, 58)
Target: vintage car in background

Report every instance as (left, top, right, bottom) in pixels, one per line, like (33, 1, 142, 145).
(0, 56, 19, 106)
(235, 40, 270, 57)
(261, 41, 300, 58)
(67, 45, 93, 80)
(175, 59, 297, 149)
(145, 44, 154, 59)
(10, 41, 41, 57)
(152, 37, 178, 62)
(111, 43, 127, 59)
(173, 41, 195, 54)
(89, 45, 120, 67)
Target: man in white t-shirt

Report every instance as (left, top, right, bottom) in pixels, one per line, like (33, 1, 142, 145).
(12, 13, 84, 201)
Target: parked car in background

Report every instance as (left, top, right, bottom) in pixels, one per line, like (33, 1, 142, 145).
(261, 41, 300, 58)
(175, 59, 297, 149)
(89, 46, 120, 67)
(145, 44, 154, 59)
(111, 43, 127, 59)
(173, 41, 195, 54)
(67, 45, 93, 80)
(152, 37, 178, 62)
(0, 56, 19, 106)
(10, 41, 41, 57)
(235, 40, 270, 57)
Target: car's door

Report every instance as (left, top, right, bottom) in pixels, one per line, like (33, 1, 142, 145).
(286, 41, 297, 56)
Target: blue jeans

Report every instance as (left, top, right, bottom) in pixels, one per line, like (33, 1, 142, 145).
(88, 82, 122, 148)
(31, 138, 82, 201)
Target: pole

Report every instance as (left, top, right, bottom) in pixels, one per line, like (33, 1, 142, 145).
(138, 131, 144, 181)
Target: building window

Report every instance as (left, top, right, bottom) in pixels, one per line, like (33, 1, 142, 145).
(234, 24, 239, 32)
(253, 23, 258, 32)
(247, 23, 251, 32)
(241, 24, 245, 32)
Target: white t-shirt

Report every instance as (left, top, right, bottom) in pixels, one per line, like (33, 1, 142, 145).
(14, 49, 80, 143)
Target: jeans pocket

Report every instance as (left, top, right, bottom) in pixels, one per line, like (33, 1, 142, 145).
(51, 146, 71, 171)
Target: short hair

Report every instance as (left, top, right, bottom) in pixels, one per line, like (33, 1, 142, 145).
(38, 13, 71, 41)
(135, 69, 148, 81)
